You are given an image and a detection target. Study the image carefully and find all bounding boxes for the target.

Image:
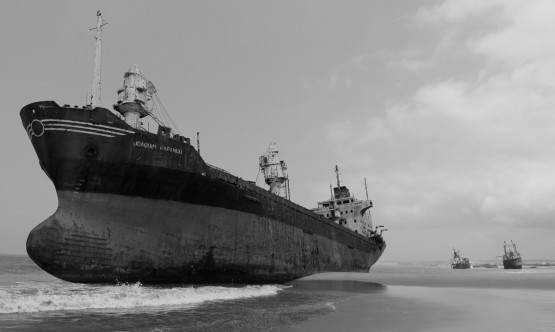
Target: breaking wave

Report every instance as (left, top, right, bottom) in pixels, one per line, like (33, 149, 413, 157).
(0, 282, 283, 313)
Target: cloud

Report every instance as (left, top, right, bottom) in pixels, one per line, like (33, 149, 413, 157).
(414, 0, 507, 25)
(328, 74, 351, 90)
(325, 0, 555, 236)
(390, 58, 432, 72)
(415, 0, 555, 66)
(352, 54, 371, 71)
(301, 73, 352, 91)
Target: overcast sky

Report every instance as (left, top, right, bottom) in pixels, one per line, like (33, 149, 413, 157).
(2, 0, 555, 262)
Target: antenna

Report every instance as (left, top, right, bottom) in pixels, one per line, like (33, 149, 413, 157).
(335, 165, 341, 189)
(197, 132, 200, 155)
(87, 11, 107, 108)
(364, 177, 368, 201)
(286, 174, 291, 201)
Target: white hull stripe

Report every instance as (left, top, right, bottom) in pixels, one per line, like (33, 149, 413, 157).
(45, 123, 128, 136)
(41, 119, 135, 134)
(45, 127, 115, 138)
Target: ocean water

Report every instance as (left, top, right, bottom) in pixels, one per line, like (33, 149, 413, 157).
(1, 255, 555, 331)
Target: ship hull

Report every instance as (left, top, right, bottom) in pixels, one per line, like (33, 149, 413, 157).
(451, 262, 471, 269)
(503, 258, 522, 270)
(27, 191, 384, 284)
(21, 101, 386, 284)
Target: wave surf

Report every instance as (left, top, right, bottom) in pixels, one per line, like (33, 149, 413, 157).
(0, 282, 283, 313)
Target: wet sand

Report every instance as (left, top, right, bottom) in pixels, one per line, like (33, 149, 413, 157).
(281, 267, 555, 332)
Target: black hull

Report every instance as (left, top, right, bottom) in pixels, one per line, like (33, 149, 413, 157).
(451, 262, 471, 269)
(21, 101, 386, 284)
(503, 258, 522, 270)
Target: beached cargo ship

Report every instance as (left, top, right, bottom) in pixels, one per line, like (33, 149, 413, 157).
(20, 12, 386, 284)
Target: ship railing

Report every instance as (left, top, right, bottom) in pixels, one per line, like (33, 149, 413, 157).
(207, 162, 382, 246)
(207, 163, 258, 192)
(206, 163, 231, 174)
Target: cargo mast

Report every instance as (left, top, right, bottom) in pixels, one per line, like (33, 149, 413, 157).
(87, 11, 106, 108)
(259, 142, 290, 199)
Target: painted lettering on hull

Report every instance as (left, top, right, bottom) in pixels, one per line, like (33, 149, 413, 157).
(133, 141, 182, 154)
(133, 141, 157, 149)
(159, 145, 183, 154)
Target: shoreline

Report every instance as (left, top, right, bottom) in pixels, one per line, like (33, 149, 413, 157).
(296, 267, 555, 290)
(282, 284, 555, 332)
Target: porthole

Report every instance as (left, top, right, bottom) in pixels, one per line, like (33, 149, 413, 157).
(85, 144, 99, 159)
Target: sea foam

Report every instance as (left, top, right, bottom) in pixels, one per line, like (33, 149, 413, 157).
(0, 282, 283, 313)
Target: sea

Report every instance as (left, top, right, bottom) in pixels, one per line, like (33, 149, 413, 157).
(1, 255, 555, 332)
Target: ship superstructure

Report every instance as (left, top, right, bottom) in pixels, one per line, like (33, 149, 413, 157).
(311, 166, 382, 238)
(20, 12, 386, 284)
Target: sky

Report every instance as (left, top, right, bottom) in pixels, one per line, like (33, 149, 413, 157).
(1, 0, 555, 262)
